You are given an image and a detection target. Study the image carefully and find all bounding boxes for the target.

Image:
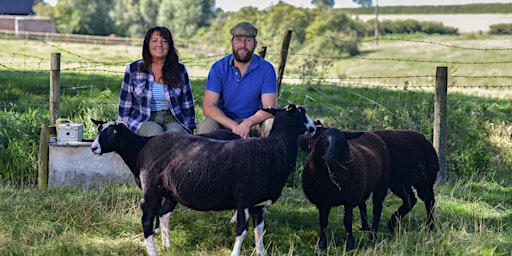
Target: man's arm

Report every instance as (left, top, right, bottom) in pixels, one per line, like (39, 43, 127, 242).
(234, 92, 277, 138)
(202, 90, 240, 131)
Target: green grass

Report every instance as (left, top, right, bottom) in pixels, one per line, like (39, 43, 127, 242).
(1, 174, 511, 255)
(1, 34, 512, 255)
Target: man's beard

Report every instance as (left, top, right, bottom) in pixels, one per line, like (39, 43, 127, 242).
(233, 47, 254, 63)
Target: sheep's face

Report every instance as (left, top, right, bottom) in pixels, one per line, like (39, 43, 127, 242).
(264, 104, 316, 137)
(298, 120, 324, 151)
(321, 128, 349, 164)
(311, 128, 363, 165)
(90, 120, 119, 155)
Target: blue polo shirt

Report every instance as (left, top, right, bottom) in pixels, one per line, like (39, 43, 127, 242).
(205, 54, 277, 119)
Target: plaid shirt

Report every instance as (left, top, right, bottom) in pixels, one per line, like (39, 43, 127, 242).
(117, 60, 196, 134)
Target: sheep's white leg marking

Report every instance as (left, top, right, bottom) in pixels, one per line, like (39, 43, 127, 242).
(145, 235, 158, 256)
(231, 206, 271, 223)
(254, 220, 267, 255)
(255, 200, 272, 207)
(244, 208, 249, 222)
(231, 229, 247, 256)
(230, 211, 237, 223)
(160, 212, 171, 248)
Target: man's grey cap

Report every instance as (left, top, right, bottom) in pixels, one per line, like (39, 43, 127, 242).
(230, 21, 258, 37)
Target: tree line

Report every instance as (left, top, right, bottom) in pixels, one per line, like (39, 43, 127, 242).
(345, 3, 512, 15)
(30, 0, 464, 62)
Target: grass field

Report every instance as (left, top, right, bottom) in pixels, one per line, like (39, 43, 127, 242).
(1, 33, 512, 255)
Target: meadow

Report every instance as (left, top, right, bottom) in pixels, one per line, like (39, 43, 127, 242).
(1, 33, 512, 255)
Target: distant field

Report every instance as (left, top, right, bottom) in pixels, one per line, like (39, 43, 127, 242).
(352, 14, 512, 33)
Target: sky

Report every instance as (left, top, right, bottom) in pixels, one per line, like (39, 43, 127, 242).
(42, 0, 512, 10)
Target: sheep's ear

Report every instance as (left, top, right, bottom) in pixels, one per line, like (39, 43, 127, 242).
(91, 118, 102, 126)
(285, 104, 296, 112)
(262, 106, 277, 115)
(314, 120, 324, 128)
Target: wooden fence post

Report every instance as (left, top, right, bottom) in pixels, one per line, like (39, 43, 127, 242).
(50, 53, 60, 125)
(39, 53, 60, 188)
(258, 46, 267, 59)
(276, 29, 293, 95)
(434, 66, 448, 184)
(38, 124, 49, 189)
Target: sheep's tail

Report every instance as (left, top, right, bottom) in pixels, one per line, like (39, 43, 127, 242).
(426, 142, 441, 182)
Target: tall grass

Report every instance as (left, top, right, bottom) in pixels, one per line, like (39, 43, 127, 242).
(1, 174, 511, 255)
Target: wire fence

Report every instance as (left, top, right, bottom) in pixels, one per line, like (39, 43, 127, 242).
(1, 29, 512, 185)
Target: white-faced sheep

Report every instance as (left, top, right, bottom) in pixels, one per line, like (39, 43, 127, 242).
(91, 105, 316, 256)
(372, 130, 439, 231)
(301, 124, 390, 251)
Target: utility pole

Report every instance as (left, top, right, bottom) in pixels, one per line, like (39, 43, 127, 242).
(374, 0, 379, 45)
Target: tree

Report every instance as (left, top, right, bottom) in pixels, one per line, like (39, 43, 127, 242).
(53, 0, 114, 35)
(157, 0, 214, 39)
(32, 1, 55, 18)
(109, 0, 147, 37)
(352, 0, 372, 7)
(311, 0, 335, 9)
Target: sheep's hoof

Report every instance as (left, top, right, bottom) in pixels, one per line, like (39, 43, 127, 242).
(387, 215, 400, 232)
(345, 241, 356, 251)
(368, 231, 377, 242)
(315, 241, 327, 251)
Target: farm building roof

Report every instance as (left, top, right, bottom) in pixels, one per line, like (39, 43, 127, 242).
(0, 0, 35, 15)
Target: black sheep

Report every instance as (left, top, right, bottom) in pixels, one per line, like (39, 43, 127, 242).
(92, 105, 315, 256)
(301, 125, 390, 251)
(90, 119, 241, 232)
(299, 123, 439, 233)
(372, 130, 439, 231)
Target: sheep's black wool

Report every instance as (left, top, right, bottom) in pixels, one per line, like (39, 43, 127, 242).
(372, 130, 439, 231)
(91, 119, 242, 231)
(300, 123, 390, 251)
(91, 104, 315, 256)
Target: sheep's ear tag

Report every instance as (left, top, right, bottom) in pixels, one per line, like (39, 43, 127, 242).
(285, 104, 296, 112)
(113, 129, 117, 134)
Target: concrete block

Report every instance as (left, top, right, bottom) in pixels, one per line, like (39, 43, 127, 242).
(48, 142, 134, 188)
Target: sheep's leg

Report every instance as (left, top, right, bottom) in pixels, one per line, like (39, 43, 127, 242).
(358, 203, 371, 231)
(414, 184, 436, 230)
(388, 186, 417, 231)
(142, 192, 162, 256)
(139, 198, 162, 233)
(231, 207, 249, 256)
(343, 206, 356, 251)
(316, 206, 331, 250)
(370, 182, 388, 242)
(251, 207, 267, 255)
(159, 198, 178, 249)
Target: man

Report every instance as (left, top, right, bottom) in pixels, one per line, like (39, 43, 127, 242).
(197, 21, 278, 138)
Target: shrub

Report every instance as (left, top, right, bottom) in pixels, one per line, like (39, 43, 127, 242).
(489, 23, 512, 35)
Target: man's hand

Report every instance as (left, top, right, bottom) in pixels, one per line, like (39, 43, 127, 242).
(232, 119, 253, 139)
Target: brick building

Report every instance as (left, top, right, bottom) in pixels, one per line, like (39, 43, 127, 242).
(0, 0, 56, 33)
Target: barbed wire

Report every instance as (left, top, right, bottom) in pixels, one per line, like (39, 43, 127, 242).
(2, 28, 512, 90)
(364, 37, 512, 51)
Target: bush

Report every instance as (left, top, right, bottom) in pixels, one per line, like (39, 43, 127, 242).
(489, 23, 512, 34)
(367, 19, 459, 35)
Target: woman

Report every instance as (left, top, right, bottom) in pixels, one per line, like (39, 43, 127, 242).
(117, 26, 196, 136)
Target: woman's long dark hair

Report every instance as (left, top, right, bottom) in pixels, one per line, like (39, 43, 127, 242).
(142, 26, 183, 88)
